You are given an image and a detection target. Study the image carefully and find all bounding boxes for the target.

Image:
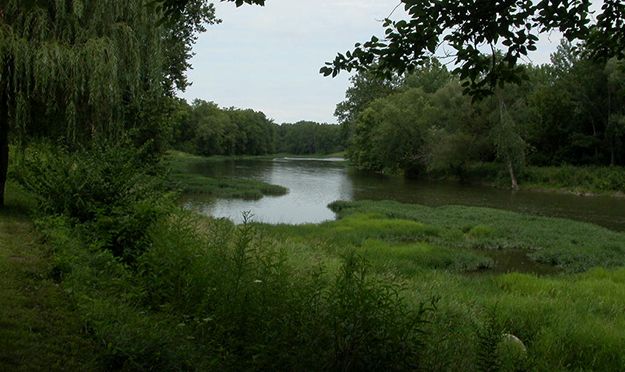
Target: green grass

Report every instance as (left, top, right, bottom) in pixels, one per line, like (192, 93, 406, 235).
(0, 183, 101, 371)
(398, 267, 625, 370)
(253, 199, 625, 370)
(164, 151, 288, 199)
(323, 200, 625, 272)
(442, 162, 625, 195)
(522, 165, 625, 195)
(8, 145, 625, 370)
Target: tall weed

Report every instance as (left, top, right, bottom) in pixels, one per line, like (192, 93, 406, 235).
(138, 214, 435, 370)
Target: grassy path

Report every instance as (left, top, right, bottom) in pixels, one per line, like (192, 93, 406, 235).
(0, 184, 100, 371)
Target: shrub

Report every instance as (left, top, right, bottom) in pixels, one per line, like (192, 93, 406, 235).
(17, 142, 173, 261)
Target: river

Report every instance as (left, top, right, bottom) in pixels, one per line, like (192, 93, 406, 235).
(184, 157, 625, 231)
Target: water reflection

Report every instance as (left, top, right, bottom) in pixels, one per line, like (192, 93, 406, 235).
(185, 158, 625, 230)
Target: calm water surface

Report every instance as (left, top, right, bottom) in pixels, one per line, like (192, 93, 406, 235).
(185, 158, 625, 231)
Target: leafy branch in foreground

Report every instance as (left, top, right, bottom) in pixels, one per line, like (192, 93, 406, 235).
(322, 0, 624, 99)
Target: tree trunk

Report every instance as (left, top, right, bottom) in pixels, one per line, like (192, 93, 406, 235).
(507, 159, 519, 191)
(0, 97, 8, 208)
(498, 92, 519, 191)
(611, 145, 615, 167)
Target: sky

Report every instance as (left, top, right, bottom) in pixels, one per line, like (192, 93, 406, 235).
(180, 0, 599, 124)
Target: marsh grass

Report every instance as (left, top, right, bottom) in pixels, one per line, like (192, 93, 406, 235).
(164, 151, 287, 199)
(252, 199, 625, 370)
(327, 200, 625, 272)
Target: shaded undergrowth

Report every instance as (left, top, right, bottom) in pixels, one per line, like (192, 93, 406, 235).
(0, 183, 101, 371)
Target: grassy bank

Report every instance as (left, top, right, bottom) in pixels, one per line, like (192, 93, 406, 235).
(164, 151, 287, 199)
(13, 191, 625, 370)
(0, 183, 101, 371)
(7, 144, 625, 370)
(257, 200, 625, 369)
(438, 162, 625, 195)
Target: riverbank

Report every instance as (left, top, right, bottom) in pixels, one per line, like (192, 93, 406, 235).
(169, 151, 625, 197)
(430, 162, 625, 197)
(5, 148, 625, 370)
(256, 199, 625, 369)
(164, 151, 288, 199)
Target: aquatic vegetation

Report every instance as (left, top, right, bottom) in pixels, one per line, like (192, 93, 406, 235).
(164, 151, 287, 199)
(328, 200, 625, 272)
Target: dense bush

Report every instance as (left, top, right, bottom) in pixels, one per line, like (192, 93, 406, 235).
(137, 214, 435, 370)
(16, 143, 173, 261)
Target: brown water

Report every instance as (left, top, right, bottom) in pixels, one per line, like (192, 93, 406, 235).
(185, 158, 625, 231)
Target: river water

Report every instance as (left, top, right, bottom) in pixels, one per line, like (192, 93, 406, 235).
(184, 157, 625, 231)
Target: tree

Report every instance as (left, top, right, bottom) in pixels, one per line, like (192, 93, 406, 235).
(160, 0, 265, 16)
(491, 93, 527, 190)
(605, 58, 625, 165)
(349, 88, 433, 175)
(191, 100, 231, 156)
(277, 121, 343, 155)
(334, 71, 400, 143)
(0, 0, 218, 207)
(322, 0, 625, 99)
(162, 0, 221, 94)
(425, 81, 486, 178)
(226, 108, 276, 155)
(402, 58, 452, 94)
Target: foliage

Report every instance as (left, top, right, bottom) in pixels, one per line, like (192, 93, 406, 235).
(31, 206, 435, 370)
(522, 165, 625, 193)
(16, 144, 172, 261)
(339, 48, 625, 184)
(0, 0, 178, 145)
(349, 88, 432, 175)
(170, 99, 345, 157)
(160, 0, 265, 18)
(161, 0, 221, 93)
(276, 121, 344, 155)
(0, 0, 218, 207)
(144, 217, 434, 370)
(323, 0, 624, 98)
(170, 100, 278, 156)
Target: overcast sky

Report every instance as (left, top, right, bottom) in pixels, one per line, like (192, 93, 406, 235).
(180, 0, 598, 124)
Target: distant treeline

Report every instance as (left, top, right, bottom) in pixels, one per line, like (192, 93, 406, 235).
(170, 100, 344, 156)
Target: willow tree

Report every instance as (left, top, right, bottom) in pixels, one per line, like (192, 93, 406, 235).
(0, 0, 217, 206)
